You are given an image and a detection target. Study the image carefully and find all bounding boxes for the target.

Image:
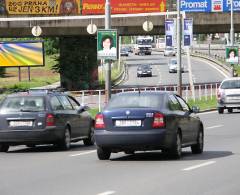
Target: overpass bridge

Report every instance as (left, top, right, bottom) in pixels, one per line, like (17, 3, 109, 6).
(0, 12, 240, 37)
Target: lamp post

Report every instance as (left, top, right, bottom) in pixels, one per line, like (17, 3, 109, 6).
(177, 0, 182, 96)
(105, 0, 111, 101)
(230, 0, 234, 46)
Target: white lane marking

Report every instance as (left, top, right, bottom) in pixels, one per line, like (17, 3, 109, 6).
(182, 161, 216, 171)
(194, 58, 229, 78)
(69, 150, 96, 157)
(206, 125, 223, 129)
(97, 191, 116, 195)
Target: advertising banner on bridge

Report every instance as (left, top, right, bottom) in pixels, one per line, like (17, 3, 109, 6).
(82, 0, 166, 15)
(97, 29, 118, 60)
(5, 0, 81, 15)
(165, 19, 176, 47)
(180, 0, 240, 12)
(183, 18, 193, 46)
(226, 46, 239, 64)
(0, 41, 45, 67)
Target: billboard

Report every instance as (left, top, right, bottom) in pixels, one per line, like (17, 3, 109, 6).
(180, 0, 240, 12)
(183, 18, 193, 46)
(165, 19, 176, 47)
(5, 0, 81, 15)
(0, 41, 45, 67)
(97, 29, 117, 60)
(226, 46, 239, 64)
(82, 0, 166, 15)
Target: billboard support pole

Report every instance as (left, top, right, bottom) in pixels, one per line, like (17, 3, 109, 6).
(18, 67, 21, 82)
(230, 0, 234, 46)
(28, 67, 31, 81)
(105, 0, 111, 102)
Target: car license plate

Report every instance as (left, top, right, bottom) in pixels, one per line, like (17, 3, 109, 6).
(115, 120, 141, 127)
(9, 121, 33, 127)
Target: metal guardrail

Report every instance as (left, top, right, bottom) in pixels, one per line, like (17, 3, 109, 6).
(70, 82, 221, 111)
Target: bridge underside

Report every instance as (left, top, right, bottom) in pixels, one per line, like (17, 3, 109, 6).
(0, 13, 239, 37)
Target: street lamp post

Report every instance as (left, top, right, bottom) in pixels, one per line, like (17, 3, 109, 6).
(105, 0, 111, 101)
(230, 0, 234, 46)
(177, 0, 182, 96)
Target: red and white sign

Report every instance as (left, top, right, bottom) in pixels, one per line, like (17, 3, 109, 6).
(211, 0, 223, 12)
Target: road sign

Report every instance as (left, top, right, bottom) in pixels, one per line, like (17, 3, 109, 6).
(97, 29, 117, 60)
(87, 23, 97, 34)
(226, 46, 239, 64)
(143, 21, 153, 32)
(31, 26, 42, 37)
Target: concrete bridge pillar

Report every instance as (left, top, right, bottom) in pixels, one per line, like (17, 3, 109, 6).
(59, 36, 97, 90)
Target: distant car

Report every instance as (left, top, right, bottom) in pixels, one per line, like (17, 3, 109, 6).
(125, 46, 133, 53)
(137, 64, 152, 77)
(120, 48, 129, 56)
(168, 58, 184, 73)
(94, 91, 204, 160)
(217, 77, 240, 114)
(0, 90, 94, 152)
(164, 47, 176, 56)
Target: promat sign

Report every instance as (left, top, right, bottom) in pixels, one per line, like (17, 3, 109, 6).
(82, 0, 166, 15)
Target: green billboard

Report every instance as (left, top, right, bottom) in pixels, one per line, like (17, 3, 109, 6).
(97, 29, 117, 60)
(226, 46, 239, 64)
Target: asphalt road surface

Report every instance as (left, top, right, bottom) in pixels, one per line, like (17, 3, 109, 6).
(0, 111, 240, 195)
(118, 51, 227, 88)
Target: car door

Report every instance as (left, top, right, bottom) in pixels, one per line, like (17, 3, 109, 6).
(57, 95, 80, 138)
(176, 95, 198, 143)
(168, 95, 189, 144)
(68, 96, 91, 137)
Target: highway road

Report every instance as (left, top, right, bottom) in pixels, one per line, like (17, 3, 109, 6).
(117, 51, 227, 88)
(0, 111, 240, 195)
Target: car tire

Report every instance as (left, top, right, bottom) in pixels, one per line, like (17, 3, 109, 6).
(191, 129, 204, 154)
(218, 107, 224, 114)
(97, 147, 111, 160)
(0, 144, 9, 152)
(228, 108, 233, 113)
(169, 131, 182, 159)
(83, 125, 95, 146)
(58, 127, 71, 150)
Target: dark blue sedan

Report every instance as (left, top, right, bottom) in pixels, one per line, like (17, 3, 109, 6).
(94, 91, 204, 160)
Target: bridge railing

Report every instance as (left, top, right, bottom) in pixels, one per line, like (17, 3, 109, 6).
(70, 82, 221, 111)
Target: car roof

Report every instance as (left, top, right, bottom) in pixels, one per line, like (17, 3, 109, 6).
(221, 77, 240, 82)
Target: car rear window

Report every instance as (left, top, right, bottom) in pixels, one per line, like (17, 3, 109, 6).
(0, 96, 45, 112)
(221, 80, 240, 89)
(106, 93, 164, 109)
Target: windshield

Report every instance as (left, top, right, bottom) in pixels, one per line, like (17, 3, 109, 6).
(0, 96, 45, 112)
(106, 93, 164, 109)
(221, 80, 240, 89)
(170, 59, 177, 64)
(137, 39, 152, 45)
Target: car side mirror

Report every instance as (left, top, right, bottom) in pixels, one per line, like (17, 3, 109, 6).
(191, 106, 200, 113)
(77, 105, 89, 113)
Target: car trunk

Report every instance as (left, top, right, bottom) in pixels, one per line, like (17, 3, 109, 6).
(103, 108, 161, 131)
(0, 112, 47, 131)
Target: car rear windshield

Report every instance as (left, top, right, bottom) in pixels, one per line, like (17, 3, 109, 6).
(0, 96, 45, 112)
(221, 80, 240, 89)
(106, 93, 164, 109)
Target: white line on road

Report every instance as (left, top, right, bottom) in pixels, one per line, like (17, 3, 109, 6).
(97, 191, 116, 195)
(69, 150, 96, 157)
(182, 161, 216, 171)
(206, 125, 223, 129)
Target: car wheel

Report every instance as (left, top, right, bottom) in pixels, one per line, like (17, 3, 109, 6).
(97, 147, 111, 160)
(83, 125, 95, 146)
(58, 127, 71, 150)
(218, 107, 224, 114)
(169, 131, 182, 159)
(191, 129, 204, 154)
(0, 144, 9, 152)
(228, 108, 233, 113)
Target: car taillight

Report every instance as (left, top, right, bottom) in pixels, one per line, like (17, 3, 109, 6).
(152, 112, 165, 128)
(95, 114, 105, 129)
(46, 114, 55, 126)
